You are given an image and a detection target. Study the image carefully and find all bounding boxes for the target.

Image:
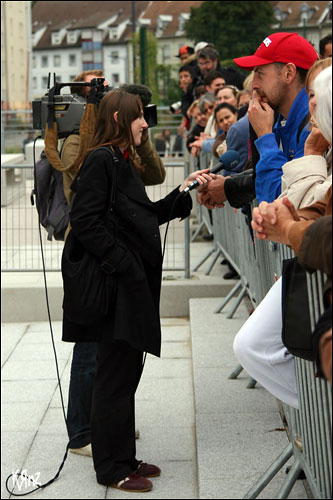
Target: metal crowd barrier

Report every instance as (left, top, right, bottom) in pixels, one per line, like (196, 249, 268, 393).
(190, 152, 331, 498)
(1, 161, 190, 275)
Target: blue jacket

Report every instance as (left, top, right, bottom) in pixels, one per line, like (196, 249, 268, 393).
(254, 88, 310, 203)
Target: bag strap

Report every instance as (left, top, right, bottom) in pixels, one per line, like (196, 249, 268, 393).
(95, 146, 119, 209)
(79, 145, 119, 209)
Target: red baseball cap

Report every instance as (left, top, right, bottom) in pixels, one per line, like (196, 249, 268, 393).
(176, 45, 194, 58)
(234, 32, 318, 70)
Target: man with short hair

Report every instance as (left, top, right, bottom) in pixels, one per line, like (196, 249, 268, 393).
(198, 46, 245, 89)
(204, 70, 226, 93)
(199, 32, 318, 208)
(197, 46, 220, 76)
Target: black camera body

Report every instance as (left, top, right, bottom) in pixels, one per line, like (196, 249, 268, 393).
(32, 75, 158, 139)
(32, 77, 112, 138)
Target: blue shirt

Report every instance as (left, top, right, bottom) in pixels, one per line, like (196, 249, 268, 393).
(254, 88, 310, 203)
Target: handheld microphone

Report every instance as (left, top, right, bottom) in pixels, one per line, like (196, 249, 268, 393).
(182, 150, 240, 194)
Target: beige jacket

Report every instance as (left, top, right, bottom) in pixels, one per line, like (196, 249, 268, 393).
(279, 152, 332, 209)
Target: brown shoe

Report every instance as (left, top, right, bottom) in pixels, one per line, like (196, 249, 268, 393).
(136, 461, 161, 478)
(111, 473, 152, 492)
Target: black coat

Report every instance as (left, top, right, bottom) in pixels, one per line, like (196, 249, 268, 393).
(62, 147, 192, 357)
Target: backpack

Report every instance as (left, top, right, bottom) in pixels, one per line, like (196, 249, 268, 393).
(31, 149, 70, 241)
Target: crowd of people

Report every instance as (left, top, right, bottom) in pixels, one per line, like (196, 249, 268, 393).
(42, 30, 332, 493)
(174, 31, 332, 452)
(178, 34, 332, 407)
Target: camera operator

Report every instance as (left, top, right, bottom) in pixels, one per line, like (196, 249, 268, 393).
(54, 72, 167, 458)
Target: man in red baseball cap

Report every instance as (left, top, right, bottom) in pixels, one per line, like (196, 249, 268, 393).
(176, 45, 195, 63)
(233, 32, 318, 71)
(198, 32, 318, 206)
(234, 32, 318, 202)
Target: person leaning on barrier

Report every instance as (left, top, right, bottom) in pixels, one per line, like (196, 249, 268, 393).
(242, 66, 332, 405)
(299, 217, 332, 385)
(186, 99, 209, 156)
(198, 32, 318, 210)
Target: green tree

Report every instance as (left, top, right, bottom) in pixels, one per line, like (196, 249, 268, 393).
(155, 64, 181, 105)
(131, 30, 181, 105)
(185, 1, 275, 63)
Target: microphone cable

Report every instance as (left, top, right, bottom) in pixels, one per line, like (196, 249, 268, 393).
(5, 137, 90, 496)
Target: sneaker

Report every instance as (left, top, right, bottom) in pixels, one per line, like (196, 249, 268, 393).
(111, 473, 152, 492)
(136, 461, 161, 478)
(203, 234, 214, 241)
(69, 444, 92, 457)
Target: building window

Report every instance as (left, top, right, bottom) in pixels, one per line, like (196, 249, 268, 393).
(32, 55, 36, 69)
(93, 31, 102, 42)
(109, 27, 118, 40)
(53, 55, 61, 67)
(82, 41, 93, 51)
(67, 31, 77, 44)
(69, 54, 77, 66)
(112, 73, 119, 85)
(41, 55, 48, 68)
(83, 63, 94, 71)
(82, 30, 103, 71)
(111, 51, 119, 63)
(162, 45, 170, 63)
(82, 30, 92, 39)
(32, 77, 37, 89)
(52, 33, 61, 45)
(94, 51, 102, 64)
(82, 52, 93, 63)
(42, 76, 48, 88)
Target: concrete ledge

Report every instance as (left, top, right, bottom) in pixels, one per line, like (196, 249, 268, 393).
(160, 278, 234, 317)
(1, 272, 234, 322)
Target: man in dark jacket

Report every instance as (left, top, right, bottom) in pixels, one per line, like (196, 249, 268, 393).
(198, 46, 245, 89)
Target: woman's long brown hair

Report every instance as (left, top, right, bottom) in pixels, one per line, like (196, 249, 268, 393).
(76, 89, 144, 174)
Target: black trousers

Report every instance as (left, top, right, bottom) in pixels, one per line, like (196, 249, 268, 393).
(91, 339, 144, 485)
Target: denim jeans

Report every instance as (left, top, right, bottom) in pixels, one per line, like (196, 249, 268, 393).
(66, 342, 98, 448)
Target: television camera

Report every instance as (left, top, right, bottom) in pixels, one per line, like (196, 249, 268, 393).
(32, 73, 158, 139)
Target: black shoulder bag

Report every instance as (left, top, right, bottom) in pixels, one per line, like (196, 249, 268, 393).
(62, 147, 119, 326)
(281, 257, 314, 361)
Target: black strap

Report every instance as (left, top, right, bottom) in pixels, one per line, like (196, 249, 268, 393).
(88, 146, 119, 208)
